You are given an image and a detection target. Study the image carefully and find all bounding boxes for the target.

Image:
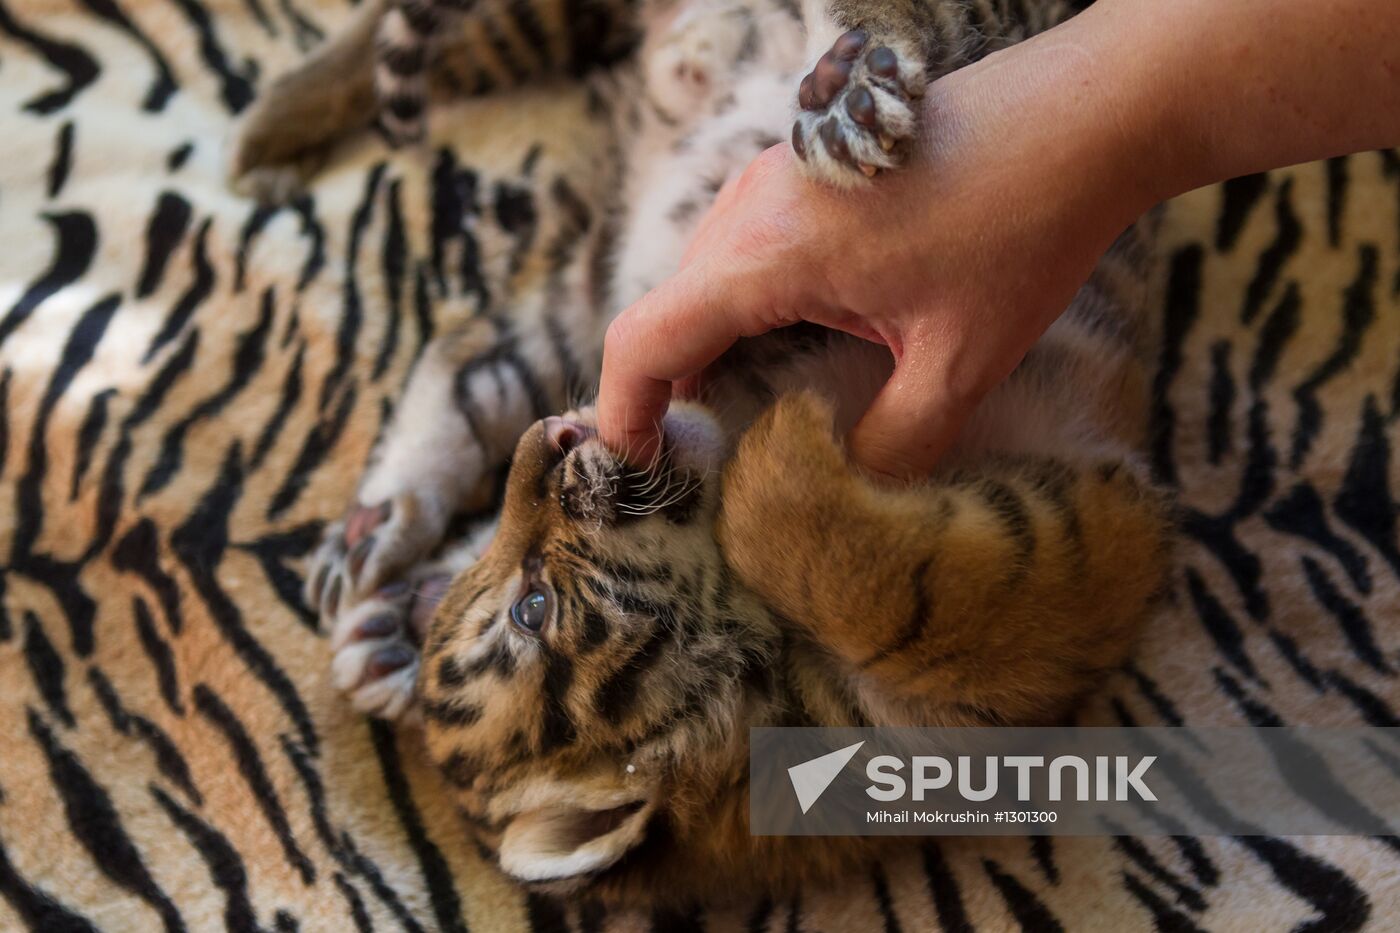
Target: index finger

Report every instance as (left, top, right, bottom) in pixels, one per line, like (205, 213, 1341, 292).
(596, 264, 764, 465)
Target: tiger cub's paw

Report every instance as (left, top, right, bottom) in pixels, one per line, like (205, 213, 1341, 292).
(225, 104, 329, 206)
(791, 30, 925, 186)
(328, 568, 455, 721)
(305, 493, 446, 621)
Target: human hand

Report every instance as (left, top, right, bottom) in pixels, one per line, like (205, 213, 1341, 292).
(597, 26, 1153, 479)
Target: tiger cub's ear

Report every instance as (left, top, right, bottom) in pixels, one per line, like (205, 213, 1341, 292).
(497, 796, 660, 884)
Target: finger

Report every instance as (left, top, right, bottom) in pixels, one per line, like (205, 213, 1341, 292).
(846, 354, 976, 481)
(596, 265, 766, 464)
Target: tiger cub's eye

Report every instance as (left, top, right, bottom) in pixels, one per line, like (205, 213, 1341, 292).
(511, 589, 550, 633)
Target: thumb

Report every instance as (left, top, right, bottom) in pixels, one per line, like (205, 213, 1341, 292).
(846, 354, 974, 481)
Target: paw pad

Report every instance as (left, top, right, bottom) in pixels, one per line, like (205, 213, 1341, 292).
(328, 570, 455, 721)
(304, 493, 446, 625)
(792, 30, 923, 184)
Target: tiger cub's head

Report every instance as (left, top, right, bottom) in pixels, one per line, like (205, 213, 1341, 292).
(418, 404, 781, 892)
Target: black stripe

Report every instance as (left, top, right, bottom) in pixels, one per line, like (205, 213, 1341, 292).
(1240, 179, 1302, 325)
(150, 786, 260, 933)
(279, 735, 345, 859)
(194, 684, 316, 884)
(23, 612, 73, 727)
(1221, 674, 1398, 839)
(28, 709, 186, 932)
(982, 859, 1063, 932)
(1266, 624, 1326, 691)
(375, 179, 408, 380)
(163, 0, 254, 111)
(291, 196, 327, 292)
(546, 177, 594, 271)
(527, 894, 571, 933)
(920, 843, 970, 931)
(1334, 396, 1400, 579)
(12, 294, 120, 655)
(0, 832, 99, 932)
(70, 387, 115, 500)
(1179, 508, 1268, 622)
(172, 445, 320, 752)
(1149, 245, 1203, 486)
(132, 596, 185, 715)
(579, 607, 610, 652)
(1124, 662, 1186, 727)
(1263, 484, 1371, 594)
(594, 619, 674, 725)
(334, 873, 374, 933)
(979, 479, 1035, 577)
(112, 519, 185, 635)
(1029, 835, 1058, 884)
(494, 179, 538, 276)
(168, 142, 195, 171)
(239, 0, 276, 36)
(91, 329, 199, 556)
(0, 0, 99, 114)
(1214, 172, 1269, 252)
(143, 218, 215, 364)
(268, 381, 358, 519)
(1325, 670, 1400, 727)
(73, 0, 178, 109)
(1183, 567, 1257, 681)
(1290, 245, 1378, 469)
(319, 164, 384, 412)
(233, 202, 279, 293)
(88, 667, 202, 805)
(0, 211, 97, 347)
(368, 720, 467, 933)
(342, 834, 427, 933)
(1108, 834, 1205, 912)
(1326, 155, 1350, 247)
(47, 120, 74, 198)
(1119, 871, 1206, 933)
(251, 340, 306, 469)
(506, 0, 552, 65)
(233, 522, 324, 631)
(413, 262, 435, 353)
(861, 558, 933, 668)
(538, 648, 577, 751)
(423, 697, 485, 727)
(1248, 282, 1300, 391)
(870, 862, 901, 933)
(142, 288, 276, 498)
(483, 13, 529, 82)
(1206, 341, 1234, 465)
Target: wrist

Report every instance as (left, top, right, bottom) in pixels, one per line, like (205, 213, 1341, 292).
(917, 12, 1162, 245)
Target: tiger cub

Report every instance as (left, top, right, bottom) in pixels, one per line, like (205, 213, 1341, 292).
(235, 0, 1171, 904)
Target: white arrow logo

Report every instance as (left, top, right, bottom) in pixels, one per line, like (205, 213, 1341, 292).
(787, 741, 865, 814)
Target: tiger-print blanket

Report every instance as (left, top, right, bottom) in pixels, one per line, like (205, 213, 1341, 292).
(1, 0, 1398, 927)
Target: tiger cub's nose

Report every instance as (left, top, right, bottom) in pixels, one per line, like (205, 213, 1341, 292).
(543, 417, 593, 454)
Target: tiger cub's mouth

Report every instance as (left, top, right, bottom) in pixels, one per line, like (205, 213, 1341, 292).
(548, 402, 727, 526)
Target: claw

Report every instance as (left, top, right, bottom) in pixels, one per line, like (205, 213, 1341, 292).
(878, 133, 895, 153)
(860, 163, 878, 178)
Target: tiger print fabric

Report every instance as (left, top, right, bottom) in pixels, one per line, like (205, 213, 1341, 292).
(0, 0, 1398, 928)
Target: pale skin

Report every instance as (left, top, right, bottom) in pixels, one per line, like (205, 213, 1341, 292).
(596, 0, 1400, 479)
